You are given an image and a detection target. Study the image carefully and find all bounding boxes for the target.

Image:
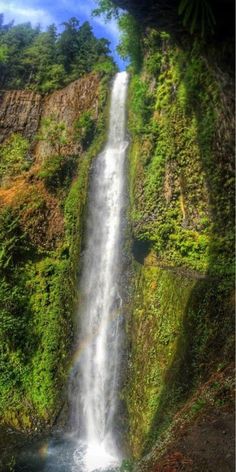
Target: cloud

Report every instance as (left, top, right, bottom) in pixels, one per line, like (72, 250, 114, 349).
(0, 0, 55, 27)
(60, 0, 120, 39)
(92, 16, 119, 39)
(0, 0, 119, 38)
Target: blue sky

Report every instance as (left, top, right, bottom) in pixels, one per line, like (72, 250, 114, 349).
(0, 0, 127, 69)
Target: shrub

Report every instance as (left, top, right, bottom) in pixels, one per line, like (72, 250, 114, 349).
(74, 111, 96, 148)
(36, 117, 68, 153)
(38, 154, 77, 191)
(0, 133, 30, 184)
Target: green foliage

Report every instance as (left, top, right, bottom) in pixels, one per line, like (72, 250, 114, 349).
(0, 73, 110, 429)
(117, 14, 142, 72)
(36, 117, 68, 153)
(0, 208, 31, 414)
(143, 30, 168, 76)
(146, 51, 162, 76)
(93, 57, 118, 77)
(126, 266, 193, 456)
(92, 0, 120, 20)
(128, 33, 234, 275)
(0, 15, 116, 92)
(0, 212, 72, 421)
(0, 207, 28, 272)
(126, 264, 234, 457)
(64, 124, 107, 250)
(38, 154, 77, 191)
(0, 133, 30, 184)
(74, 111, 96, 148)
(129, 76, 153, 135)
(0, 44, 8, 63)
(39, 64, 66, 93)
(127, 26, 234, 462)
(24, 256, 72, 415)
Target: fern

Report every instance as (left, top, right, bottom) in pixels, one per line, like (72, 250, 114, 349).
(178, 0, 216, 37)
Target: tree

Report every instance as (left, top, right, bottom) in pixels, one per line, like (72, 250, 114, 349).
(0, 15, 116, 91)
(92, 0, 120, 20)
(117, 14, 142, 72)
(0, 21, 39, 87)
(57, 17, 80, 72)
(22, 24, 59, 89)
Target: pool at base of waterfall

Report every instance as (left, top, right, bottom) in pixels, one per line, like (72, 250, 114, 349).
(12, 433, 122, 472)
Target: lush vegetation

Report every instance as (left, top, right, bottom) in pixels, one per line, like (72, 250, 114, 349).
(93, 2, 143, 72)
(126, 262, 234, 457)
(117, 14, 142, 72)
(0, 11, 115, 432)
(128, 31, 234, 275)
(0, 7, 116, 425)
(94, 0, 218, 45)
(0, 14, 116, 92)
(0, 25, 112, 427)
(0, 133, 30, 185)
(125, 24, 235, 462)
(0, 5, 234, 472)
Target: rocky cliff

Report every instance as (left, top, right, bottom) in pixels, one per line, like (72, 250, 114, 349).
(116, 3, 235, 471)
(0, 90, 42, 143)
(35, 74, 100, 161)
(0, 71, 111, 432)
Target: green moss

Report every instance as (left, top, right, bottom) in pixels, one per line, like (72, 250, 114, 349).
(126, 264, 194, 457)
(24, 256, 71, 417)
(128, 35, 234, 275)
(36, 117, 69, 153)
(126, 263, 234, 458)
(126, 30, 234, 460)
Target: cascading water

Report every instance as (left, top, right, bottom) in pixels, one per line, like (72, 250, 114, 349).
(71, 71, 129, 471)
(12, 72, 129, 472)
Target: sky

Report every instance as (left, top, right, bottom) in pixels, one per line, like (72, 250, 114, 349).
(0, 0, 127, 69)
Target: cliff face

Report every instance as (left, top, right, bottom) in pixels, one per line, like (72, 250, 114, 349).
(0, 72, 110, 431)
(125, 23, 234, 472)
(0, 74, 100, 158)
(0, 90, 42, 143)
(35, 74, 100, 160)
(0, 73, 102, 249)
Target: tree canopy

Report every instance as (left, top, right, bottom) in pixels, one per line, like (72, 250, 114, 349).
(0, 15, 115, 92)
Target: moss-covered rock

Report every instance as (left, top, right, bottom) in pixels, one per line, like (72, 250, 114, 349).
(125, 259, 234, 458)
(126, 29, 234, 462)
(129, 34, 234, 275)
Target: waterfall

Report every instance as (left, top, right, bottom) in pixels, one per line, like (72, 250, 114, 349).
(71, 71, 129, 471)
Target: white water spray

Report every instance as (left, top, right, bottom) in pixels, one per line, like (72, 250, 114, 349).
(71, 72, 129, 471)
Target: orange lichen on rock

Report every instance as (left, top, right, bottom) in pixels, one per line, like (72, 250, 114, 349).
(0, 177, 64, 249)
